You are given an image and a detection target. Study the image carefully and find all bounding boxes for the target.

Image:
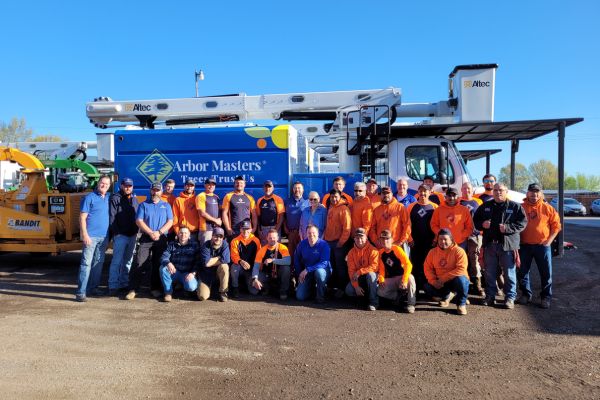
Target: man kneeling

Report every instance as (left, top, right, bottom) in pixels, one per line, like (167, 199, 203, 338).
(160, 226, 200, 302)
(423, 228, 470, 315)
(252, 229, 292, 300)
(345, 228, 380, 311)
(377, 230, 417, 313)
(198, 227, 230, 302)
(294, 225, 331, 303)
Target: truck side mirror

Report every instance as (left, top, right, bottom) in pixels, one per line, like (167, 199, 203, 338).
(439, 142, 449, 186)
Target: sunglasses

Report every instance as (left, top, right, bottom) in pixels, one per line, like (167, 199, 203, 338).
(483, 179, 495, 183)
(354, 189, 364, 192)
(309, 198, 319, 202)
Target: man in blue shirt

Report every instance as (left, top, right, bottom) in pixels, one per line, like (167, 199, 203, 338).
(394, 177, 417, 207)
(284, 181, 309, 265)
(294, 225, 331, 303)
(125, 182, 174, 300)
(198, 226, 231, 302)
(75, 175, 112, 302)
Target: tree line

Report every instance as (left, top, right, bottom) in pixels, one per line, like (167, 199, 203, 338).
(0, 117, 63, 143)
(499, 160, 600, 191)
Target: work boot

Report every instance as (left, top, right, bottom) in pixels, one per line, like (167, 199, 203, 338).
(230, 286, 239, 299)
(75, 294, 87, 303)
(473, 277, 485, 296)
(457, 305, 467, 315)
(125, 290, 136, 300)
(163, 294, 172, 303)
(484, 296, 495, 307)
(439, 292, 455, 308)
(218, 291, 228, 302)
(540, 298, 551, 309)
(504, 299, 515, 310)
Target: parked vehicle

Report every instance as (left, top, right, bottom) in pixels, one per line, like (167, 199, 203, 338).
(550, 197, 587, 216)
(590, 199, 600, 215)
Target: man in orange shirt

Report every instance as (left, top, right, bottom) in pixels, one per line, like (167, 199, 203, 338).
(518, 183, 561, 309)
(323, 189, 352, 297)
(256, 180, 285, 244)
(369, 187, 410, 248)
(366, 178, 381, 209)
(345, 228, 380, 311)
(430, 187, 474, 249)
(172, 179, 200, 241)
(322, 176, 353, 208)
(350, 181, 372, 234)
(377, 230, 416, 313)
(252, 229, 291, 300)
(161, 179, 176, 206)
(229, 220, 261, 298)
(424, 228, 470, 315)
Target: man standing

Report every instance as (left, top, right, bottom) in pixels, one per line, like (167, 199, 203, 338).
(107, 177, 139, 296)
(256, 180, 285, 244)
(126, 182, 174, 300)
(460, 182, 485, 296)
(474, 183, 527, 309)
(299, 191, 327, 239)
(294, 225, 331, 303)
(518, 183, 561, 309)
(369, 187, 410, 249)
(366, 178, 382, 209)
(377, 230, 417, 313)
(161, 179, 176, 207)
(159, 226, 200, 302)
(430, 187, 473, 248)
(350, 182, 373, 235)
(321, 176, 353, 207)
(229, 220, 261, 297)
(345, 228, 380, 311)
(394, 177, 416, 208)
(322, 189, 352, 297)
(195, 177, 222, 243)
(222, 176, 257, 239)
(197, 227, 230, 302)
(419, 175, 444, 205)
(252, 229, 292, 300)
(423, 228, 470, 315)
(172, 179, 199, 241)
(406, 184, 438, 291)
(75, 175, 111, 302)
(475, 174, 496, 203)
(284, 181, 309, 263)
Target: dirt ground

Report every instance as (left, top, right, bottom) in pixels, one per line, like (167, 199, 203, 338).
(1, 222, 599, 399)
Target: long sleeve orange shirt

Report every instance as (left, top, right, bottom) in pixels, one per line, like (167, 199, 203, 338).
(423, 244, 468, 284)
(347, 243, 380, 288)
(172, 192, 200, 233)
(367, 193, 382, 209)
(369, 199, 410, 245)
(323, 202, 352, 246)
(378, 245, 412, 286)
(430, 203, 473, 244)
(520, 199, 561, 244)
(350, 196, 373, 234)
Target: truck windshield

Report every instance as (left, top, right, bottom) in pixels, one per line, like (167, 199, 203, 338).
(405, 146, 455, 184)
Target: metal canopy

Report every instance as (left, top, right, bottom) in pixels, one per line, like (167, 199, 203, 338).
(389, 118, 583, 142)
(459, 149, 502, 162)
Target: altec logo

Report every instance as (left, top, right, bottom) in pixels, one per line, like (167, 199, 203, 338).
(463, 80, 490, 88)
(125, 103, 152, 112)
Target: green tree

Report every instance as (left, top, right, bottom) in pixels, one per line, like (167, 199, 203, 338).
(564, 175, 577, 190)
(499, 162, 530, 191)
(0, 117, 33, 143)
(574, 173, 600, 191)
(528, 159, 558, 190)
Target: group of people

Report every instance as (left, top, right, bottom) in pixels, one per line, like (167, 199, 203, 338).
(76, 172, 560, 315)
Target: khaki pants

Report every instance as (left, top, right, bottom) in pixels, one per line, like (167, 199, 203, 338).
(377, 275, 417, 306)
(467, 235, 482, 278)
(197, 263, 229, 300)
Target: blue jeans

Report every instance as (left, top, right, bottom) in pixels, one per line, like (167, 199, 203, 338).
(518, 244, 552, 300)
(76, 236, 109, 296)
(424, 275, 470, 306)
(108, 234, 137, 290)
(160, 267, 199, 294)
(484, 243, 517, 300)
(296, 267, 331, 302)
(345, 272, 379, 307)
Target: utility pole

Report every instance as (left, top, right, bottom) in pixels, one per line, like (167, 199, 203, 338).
(194, 69, 205, 97)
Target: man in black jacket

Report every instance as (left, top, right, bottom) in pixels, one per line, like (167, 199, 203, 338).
(107, 177, 139, 296)
(474, 183, 527, 309)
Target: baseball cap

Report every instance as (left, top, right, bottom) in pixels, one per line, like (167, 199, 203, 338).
(150, 182, 162, 190)
(438, 228, 453, 237)
(366, 178, 377, 185)
(445, 187, 458, 196)
(121, 177, 133, 186)
(184, 179, 196, 186)
(234, 175, 245, 181)
(205, 178, 216, 185)
(263, 180, 273, 187)
(528, 183, 542, 192)
(354, 227, 367, 237)
(380, 230, 392, 239)
(213, 227, 225, 237)
(423, 175, 435, 181)
(240, 220, 252, 230)
(380, 186, 392, 194)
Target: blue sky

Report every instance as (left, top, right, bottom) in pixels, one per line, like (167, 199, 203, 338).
(1, 1, 598, 182)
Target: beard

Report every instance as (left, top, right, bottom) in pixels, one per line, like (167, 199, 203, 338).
(152, 194, 161, 202)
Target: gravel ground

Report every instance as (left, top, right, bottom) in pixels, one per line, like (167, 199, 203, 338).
(1, 223, 599, 399)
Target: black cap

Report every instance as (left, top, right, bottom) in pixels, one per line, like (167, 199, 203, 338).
(205, 178, 216, 185)
(354, 227, 367, 237)
(184, 179, 195, 186)
(151, 182, 162, 190)
(121, 177, 133, 186)
(445, 187, 458, 196)
(240, 220, 252, 230)
(528, 183, 542, 192)
(263, 180, 273, 187)
(380, 229, 392, 239)
(423, 175, 435, 181)
(234, 175, 245, 181)
(380, 186, 392, 194)
(438, 228, 453, 237)
(213, 227, 225, 237)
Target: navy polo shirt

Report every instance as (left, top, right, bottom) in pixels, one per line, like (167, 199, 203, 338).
(80, 190, 110, 238)
(285, 196, 309, 230)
